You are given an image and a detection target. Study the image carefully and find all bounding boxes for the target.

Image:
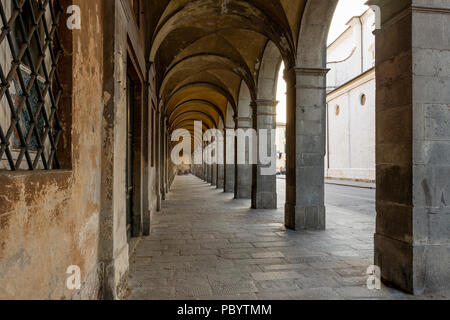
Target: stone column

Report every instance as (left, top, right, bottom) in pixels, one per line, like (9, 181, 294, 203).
(217, 163, 224, 189)
(368, 0, 450, 295)
(224, 125, 235, 193)
(235, 117, 253, 199)
(166, 130, 170, 193)
(203, 142, 207, 181)
(285, 67, 328, 231)
(99, 0, 131, 299)
(161, 117, 166, 200)
(205, 141, 211, 183)
(217, 130, 225, 189)
(211, 161, 217, 186)
(252, 100, 278, 209)
(155, 111, 162, 211)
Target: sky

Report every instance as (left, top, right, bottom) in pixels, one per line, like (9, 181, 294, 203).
(276, 0, 368, 123)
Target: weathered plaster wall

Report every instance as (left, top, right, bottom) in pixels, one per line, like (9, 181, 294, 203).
(0, 0, 105, 299)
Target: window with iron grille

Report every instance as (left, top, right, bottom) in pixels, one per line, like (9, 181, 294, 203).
(0, 0, 64, 171)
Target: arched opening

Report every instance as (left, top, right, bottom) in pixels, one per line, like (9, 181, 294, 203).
(275, 62, 287, 210)
(324, 0, 376, 231)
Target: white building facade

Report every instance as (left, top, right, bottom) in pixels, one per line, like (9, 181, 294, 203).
(276, 123, 286, 174)
(326, 9, 376, 182)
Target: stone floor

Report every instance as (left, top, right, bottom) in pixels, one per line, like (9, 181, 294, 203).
(127, 175, 447, 300)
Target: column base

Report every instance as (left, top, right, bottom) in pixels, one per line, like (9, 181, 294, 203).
(235, 186, 251, 199)
(285, 204, 325, 230)
(375, 233, 450, 295)
(225, 183, 234, 193)
(252, 192, 277, 209)
(101, 243, 129, 300)
(156, 193, 161, 212)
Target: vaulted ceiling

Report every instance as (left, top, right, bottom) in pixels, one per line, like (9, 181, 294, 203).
(144, 0, 309, 144)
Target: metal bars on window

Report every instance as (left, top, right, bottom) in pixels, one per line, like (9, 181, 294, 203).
(0, 0, 63, 170)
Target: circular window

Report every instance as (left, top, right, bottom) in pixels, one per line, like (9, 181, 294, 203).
(361, 94, 367, 106)
(335, 105, 340, 116)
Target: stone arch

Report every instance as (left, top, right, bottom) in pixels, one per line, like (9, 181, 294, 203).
(160, 55, 256, 103)
(257, 41, 283, 101)
(237, 81, 252, 119)
(296, 0, 339, 68)
(284, 0, 339, 231)
(149, 0, 295, 67)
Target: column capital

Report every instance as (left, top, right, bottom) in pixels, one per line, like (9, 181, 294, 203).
(291, 67, 330, 76)
(236, 117, 252, 129)
(254, 99, 279, 107)
(236, 117, 252, 122)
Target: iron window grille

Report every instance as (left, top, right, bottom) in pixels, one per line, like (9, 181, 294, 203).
(0, 0, 63, 171)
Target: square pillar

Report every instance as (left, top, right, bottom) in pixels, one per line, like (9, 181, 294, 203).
(369, 0, 450, 295)
(161, 117, 167, 200)
(155, 111, 162, 211)
(212, 163, 217, 186)
(224, 126, 235, 193)
(285, 67, 328, 230)
(217, 164, 224, 189)
(252, 100, 278, 209)
(235, 117, 253, 199)
(209, 164, 213, 184)
(165, 130, 169, 194)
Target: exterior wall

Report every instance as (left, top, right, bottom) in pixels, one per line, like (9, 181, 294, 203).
(326, 70, 376, 181)
(0, 0, 105, 299)
(327, 9, 376, 91)
(0, 0, 156, 300)
(276, 124, 286, 173)
(325, 9, 376, 182)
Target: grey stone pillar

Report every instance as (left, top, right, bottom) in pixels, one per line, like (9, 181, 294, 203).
(285, 67, 328, 231)
(203, 142, 207, 181)
(252, 100, 278, 209)
(165, 130, 169, 194)
(217, 164, 224, 189)
(161, 118, 167, 200)
(206, 143, 211, 183)
(217, 131, 225, 189)
(155, 111, 162, 211)
(224, 126, 235, 193)
(368, 0, 450, 295)
(211, 163, 217, 186)
(235, 117, 253, 199)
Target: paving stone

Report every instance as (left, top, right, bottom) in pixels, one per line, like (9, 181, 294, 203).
(176, 285, 213, 298)
(251, 271, 303, 281)
(334, 286, 390, 299)
(295, 276, 341, 289)
(252, 241, 297, 248)
(333, 276, 368, 287)
(126, 176, 420, 300)
(211, 280, 258, 295)
(197, 293, 258, 300)
(288, 287, 344, 300)
(255, 279, 300, 292)
(261, 264, 311, 272)
(251, 252, 285, 259)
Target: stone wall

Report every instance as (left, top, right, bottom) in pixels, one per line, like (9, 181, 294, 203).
(0, 0, 105, 299)
(0, 0, 155, 300)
